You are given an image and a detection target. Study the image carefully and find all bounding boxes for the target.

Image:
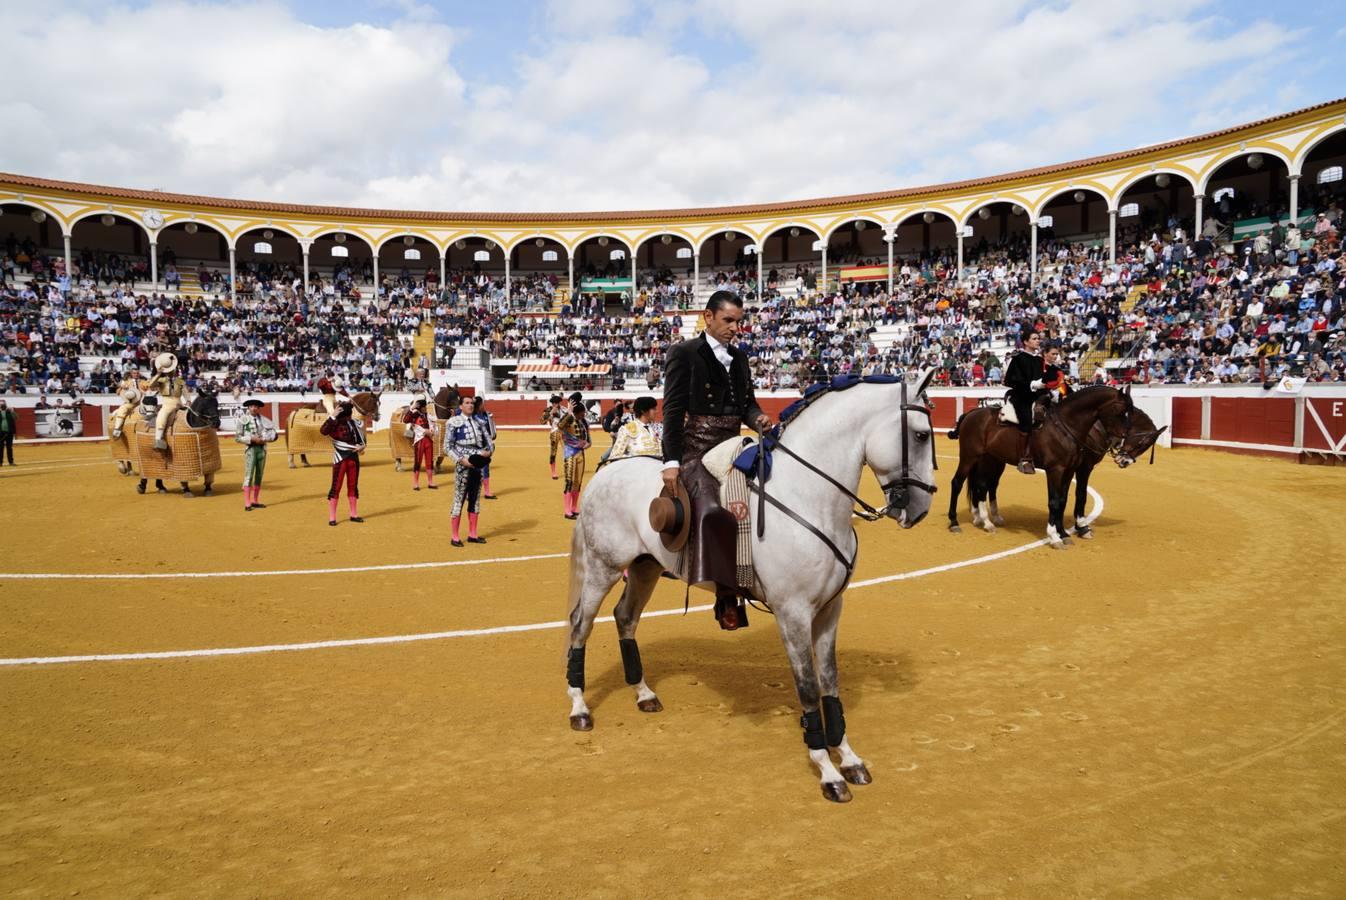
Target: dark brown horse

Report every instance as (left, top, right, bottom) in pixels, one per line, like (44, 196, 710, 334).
(968, 406, 1167, 539)
(945, 385, 1134, 547)
(288, 390, 382, 467)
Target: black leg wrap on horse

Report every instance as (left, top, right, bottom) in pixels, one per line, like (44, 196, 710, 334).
(800, 709, 826, 751)
(822, 695, 846, 748)
(618, 638, 643, 686)
(566, 646, 586, 690)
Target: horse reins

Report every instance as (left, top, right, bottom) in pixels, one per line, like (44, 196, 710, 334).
(747, 381, 940, 579)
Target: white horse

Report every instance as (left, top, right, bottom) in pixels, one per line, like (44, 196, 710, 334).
(564, 370, 939, 802)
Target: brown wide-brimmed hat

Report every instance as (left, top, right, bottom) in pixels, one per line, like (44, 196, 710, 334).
(649, 478, 691, 552)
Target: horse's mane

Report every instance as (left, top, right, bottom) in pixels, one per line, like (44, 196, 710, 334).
(775, 374, 924, 438)
(1059, 384, 1127, 407)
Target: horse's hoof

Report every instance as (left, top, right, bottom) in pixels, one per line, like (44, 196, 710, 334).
(1050, 540, 1067, 550)
(821, 781, 853, 803)
(992, 515, 1006, 526)
(570, 713, 594, 731)
(949, 524, 962, 534)
(202, 489, 213, 497)
(1074, 527, 1093, 540)
(840, 764, 872, 786)
(1061, 535, 1074, 545)
(637, 697, 664, 713)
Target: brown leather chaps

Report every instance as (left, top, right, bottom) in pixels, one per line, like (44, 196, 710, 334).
(678, 414, 742, 591)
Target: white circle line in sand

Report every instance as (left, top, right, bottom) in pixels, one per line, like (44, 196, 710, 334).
(0, 488, 1101, 667)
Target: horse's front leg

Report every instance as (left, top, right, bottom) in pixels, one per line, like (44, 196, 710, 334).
(1071, 463, 1095, 539)
(1045, 469, 1070, 548)
(287, 453, 297, 469)
(777, 604, 850, 803)
(811, 595, 870, 787)
(613, 556, 665, 713)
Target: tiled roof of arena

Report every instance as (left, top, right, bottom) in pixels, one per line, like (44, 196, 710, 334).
(3, 96, 1344, 225)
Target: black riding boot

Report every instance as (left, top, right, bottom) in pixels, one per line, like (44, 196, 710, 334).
(1017, 430, 1035, 475)
(714, 587, 749, 631)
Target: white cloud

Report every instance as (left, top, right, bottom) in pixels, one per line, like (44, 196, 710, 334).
(0, 0, 1319, 213)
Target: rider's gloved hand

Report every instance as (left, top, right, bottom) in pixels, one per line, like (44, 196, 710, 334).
(1030, 379, 1045, 390)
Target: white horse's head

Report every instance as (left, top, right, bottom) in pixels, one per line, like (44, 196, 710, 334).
(862, 368, 939, 528)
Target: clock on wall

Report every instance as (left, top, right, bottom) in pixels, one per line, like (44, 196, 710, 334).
(141, 209, 165, 230)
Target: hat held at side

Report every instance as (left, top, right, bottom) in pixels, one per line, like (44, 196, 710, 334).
(648, 477, 691, 552)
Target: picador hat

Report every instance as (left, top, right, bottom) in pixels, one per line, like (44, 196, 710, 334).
(153, 352, 178, 374)
(242, 398, 264, 409)
(648, 478, 691, 552)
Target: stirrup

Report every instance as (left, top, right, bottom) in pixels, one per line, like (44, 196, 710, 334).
(1017, 459, 1036, 475)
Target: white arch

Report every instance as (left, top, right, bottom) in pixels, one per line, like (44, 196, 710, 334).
(821, 216, 884, 242)
(159, 218, 229, 240)
(571, 233, 633, 256)
(1030, 187, 1109, 220)
(1110, 169, 1198, 210)
(958, 200, 1037, 227)
(67, 209, 152, 243)
(1198, 147, 1294, 195)
(375, 232, 443, 254)
(306, 228, 376, 254)
(693, 228, 761, 253)
(1294, 122, 1346, 176)
(632, 231, 694, 253)
(233, 222, 306, 250)
(506, 233, 571, 255)
(891, 209, 958, 229)
(0, 197, 70, 234)
(446, 233, 506, 258)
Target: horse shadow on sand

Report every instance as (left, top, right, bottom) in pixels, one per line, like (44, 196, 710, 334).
(581, 632, 918, 726)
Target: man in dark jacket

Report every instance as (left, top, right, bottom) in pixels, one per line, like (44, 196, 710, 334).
(1003, 330, 1049, 474)
(0, 399, 16, 465)
(662, 291, 771, 630)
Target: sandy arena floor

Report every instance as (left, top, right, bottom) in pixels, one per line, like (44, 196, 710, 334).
(0, 434, 1343, 897)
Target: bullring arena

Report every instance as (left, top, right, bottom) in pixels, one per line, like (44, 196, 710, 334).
(4, 84, 1346, 896)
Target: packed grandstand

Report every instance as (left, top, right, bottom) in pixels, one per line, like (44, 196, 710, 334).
(2, 100, 1344, 404)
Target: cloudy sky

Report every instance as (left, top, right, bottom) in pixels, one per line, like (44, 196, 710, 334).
(4, 0, 1341, 212)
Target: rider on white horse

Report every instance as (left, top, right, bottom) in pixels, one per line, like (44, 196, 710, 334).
(661, 290, 773, 631)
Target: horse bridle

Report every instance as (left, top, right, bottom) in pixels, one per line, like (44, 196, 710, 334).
(750, 381, 941, 580)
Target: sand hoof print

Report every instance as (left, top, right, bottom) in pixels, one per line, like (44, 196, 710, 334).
(1061, 663, 1080, 671)
(932, 713, 955, 724)
(995, 723, 1021, 733)
(945, 741, 975, 751)
(1060, 711, 1090, 722)
(967, 708, 995, 718)
(912, 733, 939, 745)
(1042, 690, 1066, 700)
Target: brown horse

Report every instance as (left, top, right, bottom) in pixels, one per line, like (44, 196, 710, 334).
(945, 385, 1134, 547)
(287, 390, 381, 467)
(968, 406, 1167, 539)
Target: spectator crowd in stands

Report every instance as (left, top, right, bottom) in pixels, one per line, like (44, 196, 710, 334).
(2, 177, 1344, 399)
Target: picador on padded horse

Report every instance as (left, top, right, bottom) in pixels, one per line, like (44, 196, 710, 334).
(1001, 330, 1068, 474)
